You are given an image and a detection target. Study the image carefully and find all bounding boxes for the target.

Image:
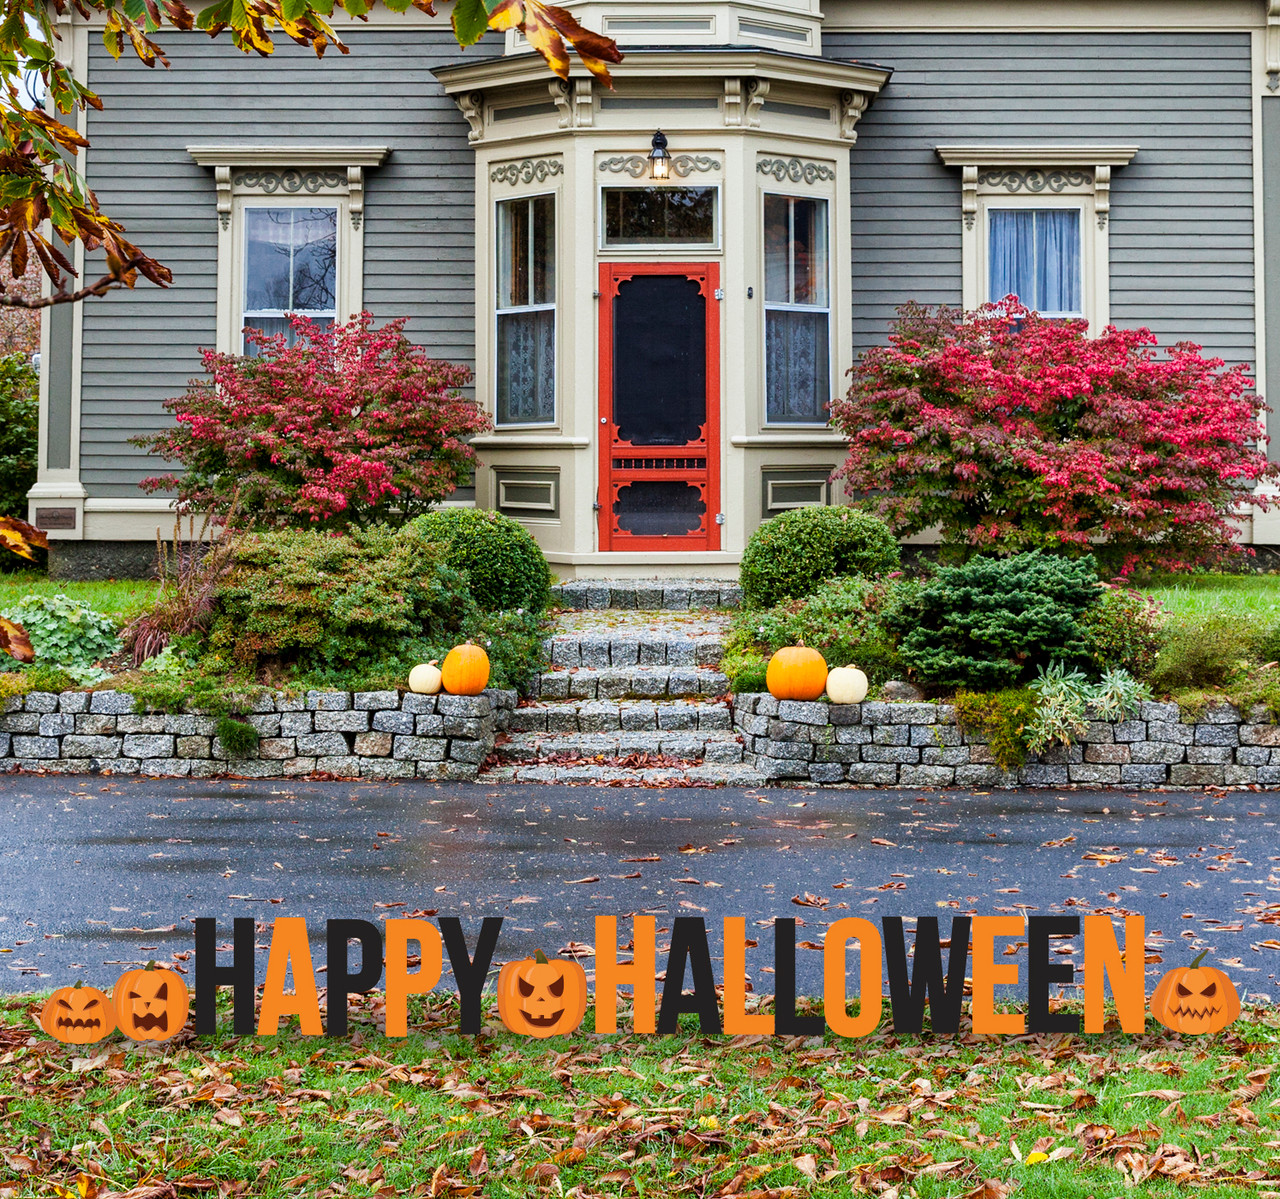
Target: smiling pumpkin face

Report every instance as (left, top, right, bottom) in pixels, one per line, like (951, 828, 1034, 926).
(1150, 950, 1241, 1035)
(113, 965, 189, 1043)
(41, 983, 114, 1044)
(496, 951, 587, 1038)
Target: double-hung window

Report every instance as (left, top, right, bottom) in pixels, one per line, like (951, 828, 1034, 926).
(987, 207, 1082, 317)
(496, 194, 556, 426)
(763, 194, 831, 424)
(242, 206, 338, 350)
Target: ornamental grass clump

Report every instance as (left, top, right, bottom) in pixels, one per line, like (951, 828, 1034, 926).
(832, 299, 1278, 574)
(135, 313, 489, 532)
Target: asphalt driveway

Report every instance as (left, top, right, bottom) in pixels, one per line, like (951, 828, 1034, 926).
(1, 775, 1276, 1001)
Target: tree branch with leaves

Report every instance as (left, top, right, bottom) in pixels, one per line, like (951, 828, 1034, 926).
(1, 0, 620, 309)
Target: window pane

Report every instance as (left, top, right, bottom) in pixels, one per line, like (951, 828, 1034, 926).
(532, 194, 555, 305)
(613, 480, 705, 536)
(989, 208, 1081, 315)
(791, 198, 828, 306)
(497, 309, 555, 425)
(245, 314, 334, 346)
(497, 199, 529, 309)
(763, 194, 791, 304)
(603, 187, 716, 245)
(244, 207, 336, 314)
(766, 309, 830, 424)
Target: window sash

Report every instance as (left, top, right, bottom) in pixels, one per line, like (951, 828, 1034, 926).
(496, 194, 556, 426)
(986, 206, 1083, 317)
(763, 193, 831, 425)
(242, 205, 338, 350)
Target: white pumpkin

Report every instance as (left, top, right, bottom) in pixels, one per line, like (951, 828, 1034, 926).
(825, 665, 869, 706)
(408, 660, 443, 695)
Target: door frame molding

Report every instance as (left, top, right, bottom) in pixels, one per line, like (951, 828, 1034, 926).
(597, 260, 722, 552)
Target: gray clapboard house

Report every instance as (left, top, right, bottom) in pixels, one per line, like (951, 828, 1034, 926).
(34, 0, 1280, 578)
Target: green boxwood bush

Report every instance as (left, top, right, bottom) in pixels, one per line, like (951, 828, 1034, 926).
(739, 506, 899, 608)
(408, 508, 551, 613)
(891, 552, 1101, 690)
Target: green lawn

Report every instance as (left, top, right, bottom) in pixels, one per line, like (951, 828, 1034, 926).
(1129, 573, 1280, 623)
(0, 572, 160, 624)
(1, 995, 1275, 1198)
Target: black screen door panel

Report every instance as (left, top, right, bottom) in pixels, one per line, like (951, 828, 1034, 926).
(612, 275, 707, 446)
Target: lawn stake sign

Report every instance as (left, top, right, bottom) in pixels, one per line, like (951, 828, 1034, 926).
(41, 915, 1242, 1045)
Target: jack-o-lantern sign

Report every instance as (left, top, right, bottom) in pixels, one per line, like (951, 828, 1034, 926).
(113, 963, 190, 1043)
(1149, 949, 1240, 1035)
(496, 950, 588, 1038)
(41, 980, 114, 1044)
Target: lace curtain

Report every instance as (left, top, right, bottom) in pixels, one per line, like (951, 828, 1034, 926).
(766, 309, 829, 424)
(497, 309, 555, 425)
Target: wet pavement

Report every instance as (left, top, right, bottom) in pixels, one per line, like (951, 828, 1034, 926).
(1, 774, 1277, 1000)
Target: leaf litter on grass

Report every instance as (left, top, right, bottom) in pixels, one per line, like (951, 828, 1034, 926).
(0, 993, 1276, 1198)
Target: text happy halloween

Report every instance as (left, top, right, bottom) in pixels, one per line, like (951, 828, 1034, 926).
(44, 914, 1241, 1046)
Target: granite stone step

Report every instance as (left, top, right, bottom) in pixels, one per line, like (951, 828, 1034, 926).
(481, 762, 766, 787)
(552, 579, 741, 611)
(507, 699, 732, 734)
(542, 631, 724, 668)
(493, 729, 745, 764)
(527, 665, 730, 700)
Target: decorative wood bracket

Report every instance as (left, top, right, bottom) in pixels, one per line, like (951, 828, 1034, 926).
(347, 166, 365, 231)
(214, 166, 232, 231)
(961, 165, 978, 231)
(724, 78, 743, 127)
(575, 78, 594, 128)
(1269, 1, 1280, 91)
(460, 92, 485, 143)
(839, 91, 869, 142)
(745, 79, 769, 128)
(1094, 164, 1111, 229)
(550, 79, 572, 129)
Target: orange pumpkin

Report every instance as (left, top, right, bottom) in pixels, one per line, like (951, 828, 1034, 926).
(441, 643, 490, 696)
(765, 641, 828, 701)
(41, 981, 114, 1044)
(113, 963, 189, 1043)
(496, 950, 587, 1038)
(1149, 950, 1240, 1035)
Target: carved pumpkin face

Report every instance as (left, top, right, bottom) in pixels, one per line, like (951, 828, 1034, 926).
(113, 965, 189, 1043)
(496, 951, 587, 1038)
(41, 983, 114, 1044)
(1150, 950, 1241, 1035)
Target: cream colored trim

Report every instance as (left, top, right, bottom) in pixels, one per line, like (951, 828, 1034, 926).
(822, 0, 1262, 31)
(1269, 0, 1280, 90)
(472, 436, 591, 448)
(730, 434, 846, 446)
(936, 145, 1140, 169)
(190, 151, 383, 353)
(939, 147, 1137, 332)
(187, 145, 391, 168)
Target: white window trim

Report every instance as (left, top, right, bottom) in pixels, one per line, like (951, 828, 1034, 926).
(494, 190, 558, 429)
(187, 145, 389, 353)
(936, 145, 1137, 333)
(761, 189, 834, 429)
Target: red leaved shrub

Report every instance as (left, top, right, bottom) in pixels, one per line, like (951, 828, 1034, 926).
(831, 300, 1278, 574)
(135, 313, 488, 531)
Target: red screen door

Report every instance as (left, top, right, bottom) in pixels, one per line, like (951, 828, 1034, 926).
(597, 262, 720, 552)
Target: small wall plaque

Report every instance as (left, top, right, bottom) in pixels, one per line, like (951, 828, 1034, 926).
(35, 507, 76, 531)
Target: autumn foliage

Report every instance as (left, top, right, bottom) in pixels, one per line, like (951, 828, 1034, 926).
(135, 313, 488, 531)
(831, 301, 1278, 574)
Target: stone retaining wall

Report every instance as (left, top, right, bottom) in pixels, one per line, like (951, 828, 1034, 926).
(0, 689, 516, 780)
(732, 694, 1273, 787)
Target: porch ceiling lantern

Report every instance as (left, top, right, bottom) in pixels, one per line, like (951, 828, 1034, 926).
(648, 130, 671, 180)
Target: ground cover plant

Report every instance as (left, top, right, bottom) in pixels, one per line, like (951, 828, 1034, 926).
(0, 993, 1274, 1198)
(832, 300, 1277, 574)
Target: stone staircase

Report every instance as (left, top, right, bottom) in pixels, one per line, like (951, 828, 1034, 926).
(479, 597, 765, 786)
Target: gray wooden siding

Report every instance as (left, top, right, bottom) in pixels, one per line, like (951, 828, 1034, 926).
(823, 32, 1256, 365)
(79, 28, 483, 498)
